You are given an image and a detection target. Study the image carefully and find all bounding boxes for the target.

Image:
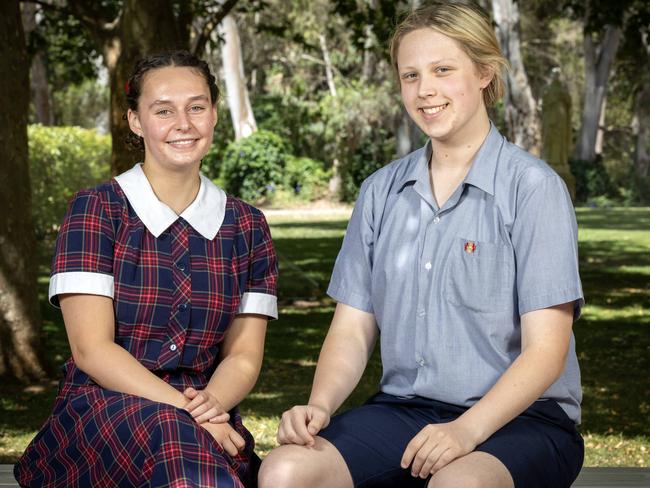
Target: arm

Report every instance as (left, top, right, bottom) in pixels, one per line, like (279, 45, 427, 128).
(184, 313, 268, 422)
(60, 293, 187, 408)
(402, 302, 575, 477)
(277, 302, 378, 446)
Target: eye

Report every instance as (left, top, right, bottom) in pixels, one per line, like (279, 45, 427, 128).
(435, 66, 452, 74)
(189, 105, 206, 112)
(155, 109, 172, 116)
(400, 72, 418, 81)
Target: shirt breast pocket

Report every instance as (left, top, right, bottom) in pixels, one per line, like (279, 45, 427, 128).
(444, 237, 513, 313)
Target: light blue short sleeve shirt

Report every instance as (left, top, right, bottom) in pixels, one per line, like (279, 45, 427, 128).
(327, 124, 584, 423)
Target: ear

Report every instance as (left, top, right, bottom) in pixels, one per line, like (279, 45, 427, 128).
(211, 105, 218, 129)
(127, 109, 143, 137)
(478, 65, 495, 90)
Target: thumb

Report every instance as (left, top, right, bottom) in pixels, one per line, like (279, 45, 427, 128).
(307, 408, 327, 435)
(183, 387, 197, 398)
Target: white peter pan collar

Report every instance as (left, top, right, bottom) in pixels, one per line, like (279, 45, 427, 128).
(114, 164, 226, 240)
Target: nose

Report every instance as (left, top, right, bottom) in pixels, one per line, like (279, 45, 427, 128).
(417, 73, 437, 99)
(175, 112, 191, 131)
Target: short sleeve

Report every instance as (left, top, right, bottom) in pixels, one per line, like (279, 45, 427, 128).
(511, 173, 584, 319)
(48, 190, 115, 307)
(236, 211, 278, 319)
(326, 179, 375, 313)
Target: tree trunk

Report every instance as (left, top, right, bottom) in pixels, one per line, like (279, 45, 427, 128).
(0, 0, 48, 381)
(633, 84, 650, 179)
(573, 25, 621, 163)
(492, 0, 541, 154)
(70, 0, 191, 175)
(21, 2, 54, 125)
(319, 33, 337, 97)
(219, 14, 257, 140)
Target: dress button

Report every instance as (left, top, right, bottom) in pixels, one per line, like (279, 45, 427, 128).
(176, 261, 186, 271)
(424, 262, 432, 270)
(433, 216, 440, 224)
(178, 303, 188, 312)
(170, 343, 177, 351)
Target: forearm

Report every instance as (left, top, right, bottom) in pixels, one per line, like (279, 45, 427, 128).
(308, 304, 377, 415)
(76, 342, 186, 408)
(204, 352, 262, 412)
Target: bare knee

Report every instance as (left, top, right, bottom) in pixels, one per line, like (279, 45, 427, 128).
(428, 470, 483, 488)
(259, 445, 316, 488)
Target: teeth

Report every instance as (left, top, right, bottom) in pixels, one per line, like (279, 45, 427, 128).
(422, 104, 447, 115)
(168, 139, 196, 145)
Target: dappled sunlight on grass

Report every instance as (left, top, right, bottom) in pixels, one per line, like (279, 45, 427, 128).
(1, 208, 648, 466)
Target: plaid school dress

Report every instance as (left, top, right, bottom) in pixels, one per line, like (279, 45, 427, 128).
(14, 164, 278, 488)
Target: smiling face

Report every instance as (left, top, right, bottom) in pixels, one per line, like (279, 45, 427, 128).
(397, 28, 493, 146)
(127, 66, 217, 172)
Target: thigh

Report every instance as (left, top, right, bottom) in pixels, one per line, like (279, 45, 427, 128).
(259, 437, 354, 488)
(428, 451, 513, 488)
(318, 397, 438, 487)
(475, 401, 584, 488)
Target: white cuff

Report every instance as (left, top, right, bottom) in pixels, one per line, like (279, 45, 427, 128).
(49, 271, 114, 308)
(237, 292, 278, 320)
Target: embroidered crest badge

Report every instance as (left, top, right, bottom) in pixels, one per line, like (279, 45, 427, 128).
(464, 241, 476, 254)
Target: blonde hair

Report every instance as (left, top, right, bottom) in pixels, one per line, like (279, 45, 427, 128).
(390, 1, 509, 107)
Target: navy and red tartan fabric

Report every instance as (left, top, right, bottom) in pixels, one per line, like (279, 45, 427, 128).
(14, 178, 277, 487)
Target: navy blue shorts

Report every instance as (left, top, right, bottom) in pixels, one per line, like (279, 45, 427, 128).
(319, 392, 583, 488)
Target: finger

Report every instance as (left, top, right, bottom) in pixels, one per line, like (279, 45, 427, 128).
(183, 387, 197, 399)
(189, 402, 211, 419)
(278, 411, 309, 445)
(221, 437, 239, 457)
(306, 408, 328, 436)
(411, 443, 437, 478)
(184, 392, 208, 413)
(430, 449, 456, 474)
(230, 430, 246, 451)
(401, 431, 429, 469)
(418, 445, 447, 478)
(195, 406, 226, 424)
(208, 412, 230, 424)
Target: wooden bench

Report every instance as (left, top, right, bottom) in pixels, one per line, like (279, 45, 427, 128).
(1, 465, 648, 486)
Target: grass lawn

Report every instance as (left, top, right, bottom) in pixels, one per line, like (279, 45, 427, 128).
(1, 207, 648, 468)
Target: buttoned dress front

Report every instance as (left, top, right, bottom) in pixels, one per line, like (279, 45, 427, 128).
(14, 164, 278, 488)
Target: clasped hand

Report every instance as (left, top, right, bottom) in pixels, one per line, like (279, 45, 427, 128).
(401, 420, 478, 478)
(182, 387, 244, 457)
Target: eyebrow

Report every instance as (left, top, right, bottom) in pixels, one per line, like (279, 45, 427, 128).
(148, 95, 210, 109)
(399, 58, 458, 71)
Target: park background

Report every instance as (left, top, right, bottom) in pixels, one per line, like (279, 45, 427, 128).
(0, 0, 649, 470)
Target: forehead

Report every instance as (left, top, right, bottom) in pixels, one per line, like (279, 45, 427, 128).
(397, 28, 469, 65)
(140, 66, 209, 99)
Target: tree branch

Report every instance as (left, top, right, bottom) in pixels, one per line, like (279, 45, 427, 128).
(191, 0, 239, 56)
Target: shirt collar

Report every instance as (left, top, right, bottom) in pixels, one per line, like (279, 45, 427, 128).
(114, 164, 226, 240)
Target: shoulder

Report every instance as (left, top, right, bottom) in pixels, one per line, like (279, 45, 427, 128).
(496, 139, 566, 199)
(357, 145, 426, 202)
(66, 179, 125, 218)
(227, 195, 269, 231)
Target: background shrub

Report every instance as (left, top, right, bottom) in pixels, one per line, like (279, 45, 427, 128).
(220, 130, 288, 202)
(29, 124, 110, 243)
(285, 156, 331, 201)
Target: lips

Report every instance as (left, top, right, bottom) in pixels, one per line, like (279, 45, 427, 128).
(166, 138, 199, 148)
(419, 103, 449, 115)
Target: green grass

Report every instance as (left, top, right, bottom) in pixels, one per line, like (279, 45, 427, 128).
(1, 207, 648, 467)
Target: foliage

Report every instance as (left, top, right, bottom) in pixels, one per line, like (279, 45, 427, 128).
(570, 158, 617, 204)
(52, 78, 109, 130)
(285, 155, 331, 201)
(312, 82, 400, 201)
(28, 125, 111, 242)
(220, 130, 289, 202)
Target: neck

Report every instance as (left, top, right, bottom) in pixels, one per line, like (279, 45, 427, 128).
(142, 162, 201, 215)
(430, 113, 491, 170)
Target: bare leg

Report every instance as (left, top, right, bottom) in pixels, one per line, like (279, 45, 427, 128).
(259, 436, 354, 488)
(428, 451, 514, 488)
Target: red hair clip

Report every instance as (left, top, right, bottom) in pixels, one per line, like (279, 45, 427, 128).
(125, 81, 131, 95)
